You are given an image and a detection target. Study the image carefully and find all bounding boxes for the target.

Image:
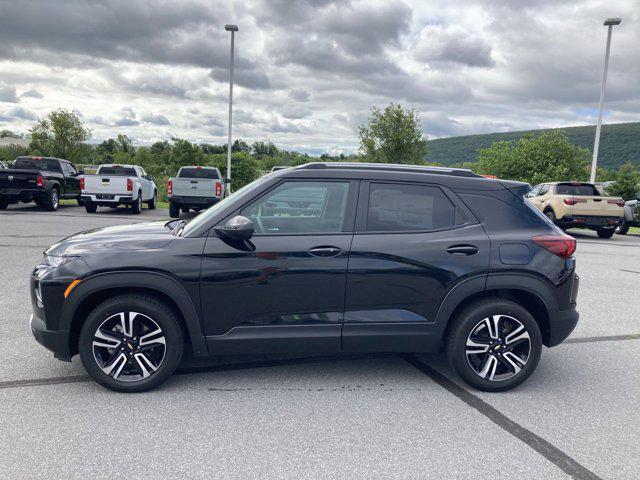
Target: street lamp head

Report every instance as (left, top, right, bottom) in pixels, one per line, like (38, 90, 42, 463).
(225, 24, 239, 32)
(604, 18, 622, 26)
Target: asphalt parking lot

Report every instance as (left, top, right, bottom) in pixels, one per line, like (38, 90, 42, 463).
(1, 203, 639, 479)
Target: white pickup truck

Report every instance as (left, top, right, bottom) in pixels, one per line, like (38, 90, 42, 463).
(167, 166, 224, 218)
(81, 164, 157, 214)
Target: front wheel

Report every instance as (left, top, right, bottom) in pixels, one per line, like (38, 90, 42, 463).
(147, 191, 157, 210)
(596, 227, 615, 239)
(78, 295, 184, 392)
(616, 218, 629, 235)
(446, 299, 542, 392)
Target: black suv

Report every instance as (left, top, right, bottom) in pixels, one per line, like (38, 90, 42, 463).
(30, 163, 579, 392)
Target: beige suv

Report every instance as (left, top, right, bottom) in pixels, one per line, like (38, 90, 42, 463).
(525, 182, 624, 238)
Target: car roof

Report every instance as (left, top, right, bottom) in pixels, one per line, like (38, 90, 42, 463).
(99, 164, 137, 168)
(296, 162, 480, 177)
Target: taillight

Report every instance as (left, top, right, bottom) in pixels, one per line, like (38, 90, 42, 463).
(167, 179, 172, 195)
(607, 199, 625, 207)
(533, 235, 576, 260)
(36, 174, 44, 187)
(79, 177, 84, 190)
(215, 181, 221, 196)
(563, 197, 586, 205)
(126, 178, 133, 191)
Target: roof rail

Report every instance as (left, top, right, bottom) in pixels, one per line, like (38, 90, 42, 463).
(296, 162, 481, 178)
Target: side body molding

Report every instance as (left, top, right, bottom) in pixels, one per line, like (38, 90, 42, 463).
(61, 271, 208, 357)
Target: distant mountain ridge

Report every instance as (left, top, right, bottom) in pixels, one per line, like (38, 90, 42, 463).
(426, 122, 640, 170)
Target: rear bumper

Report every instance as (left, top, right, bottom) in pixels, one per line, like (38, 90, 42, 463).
(81, 193, 133, 206)
(557, 215, 620, 229)
(0, 188, 47, 202)
(547, 273, 580, 347)
(29, 313, 71, 361)
(169, 195, 219, 208)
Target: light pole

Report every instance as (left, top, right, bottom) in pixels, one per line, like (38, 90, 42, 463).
(224, 24, 238, 197)
(590, 17, 622, 184)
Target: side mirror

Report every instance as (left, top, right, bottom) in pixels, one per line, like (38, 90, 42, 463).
(150, 176, 156, 182)
(77, 170, 84, 175)
(214, 215, 254, 240)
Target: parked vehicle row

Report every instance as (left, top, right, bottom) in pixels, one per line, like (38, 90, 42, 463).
(616, 193, 640, 235)
(525, 181, 624, 238)
(30, 163, 580, 393)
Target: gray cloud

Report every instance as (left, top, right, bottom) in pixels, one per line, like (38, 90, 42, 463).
(413, 25, 495, 68)
(289, 89, 310, 102)
(20, 89, 43, 99)
(0, 105, 37, 121)
(140, 113, 171, 125)
(0, 84, 19, 103)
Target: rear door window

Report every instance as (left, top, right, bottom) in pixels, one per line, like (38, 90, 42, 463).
(365, 183, 457, 232)
(556, 183, 600, 196)
(179, 168, 220, 179)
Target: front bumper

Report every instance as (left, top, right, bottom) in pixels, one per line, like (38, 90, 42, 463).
(30, 313, 72, 361)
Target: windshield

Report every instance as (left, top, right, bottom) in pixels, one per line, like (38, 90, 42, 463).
(178, 168, 219, 179)
(180, 175, 272, 237)
(13, 157, 61, 172)
(556, 183, 600, 196)
(98, 166, 136, 176)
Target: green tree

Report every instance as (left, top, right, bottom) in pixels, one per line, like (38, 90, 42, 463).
(0, 129, 18, 138)
(476, 131, 590, 185)
(358, 103, 427, 164)
(607, 163, 640, 200)
(28, 109, 91, 162)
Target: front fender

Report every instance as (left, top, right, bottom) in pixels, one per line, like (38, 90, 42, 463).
(62, 270, 208, 357)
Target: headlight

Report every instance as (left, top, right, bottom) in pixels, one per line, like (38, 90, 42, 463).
(42, 255, 79, 268)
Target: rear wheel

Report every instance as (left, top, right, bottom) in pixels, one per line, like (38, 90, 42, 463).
(596, 227, 615, 239)
(85, 203, 98, 213)
(147, 190, 157, 210)
(169, 203, 180, 218)
(44, 189, 59, 211)
(616, 218, 629, 235)
(131, 192, 142, 214)
(446, 298, 542, 392)
(78, 295, 184, 392)
(544, 209, 556, 224)
(181, 207, 190, 213)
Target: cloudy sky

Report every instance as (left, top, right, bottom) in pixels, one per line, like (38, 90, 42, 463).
(0, 0, 638, 154)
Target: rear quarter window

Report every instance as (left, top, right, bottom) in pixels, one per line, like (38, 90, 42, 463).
(178, 168, 220, 179)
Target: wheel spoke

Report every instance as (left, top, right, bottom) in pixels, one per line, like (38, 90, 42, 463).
(505, 325, 530, 347)
(466, 337, 490, 355)
(101, 352, 128, 378)
(478, 354, 499, 380)
(134, 353, 158, 378)
(139, 327, 166, 348)
(501, 351, 526, 374)
(480, 315, 501, 339)
(92, 329, 122, 349)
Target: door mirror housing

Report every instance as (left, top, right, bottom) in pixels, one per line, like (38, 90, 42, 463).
(214, 215, 254, 240)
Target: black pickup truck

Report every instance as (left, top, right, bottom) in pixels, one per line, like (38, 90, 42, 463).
(0, 156, 83, 211)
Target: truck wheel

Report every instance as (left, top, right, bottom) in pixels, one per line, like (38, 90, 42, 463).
(616, 219, 629, 235)
(147, 191, 157, 210)
(0, 197, 7, 210)
(85, 203, 98, 213)
(44, 189, 59, 211)
(77, 198, 85, 207)
(597, 227, 615, 239)
(78, 294, 184, 392)
(131, 193, 142, 214)
(446, 298, 542, 392)
(169, 203, 180, 218)
(544, 209, 557, 224)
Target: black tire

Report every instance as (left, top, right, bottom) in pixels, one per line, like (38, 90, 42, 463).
(596, 227, 615, 239)
(77, 198, 85, 206)
(181, 207, 190, 213)
(85, 203, 98, 213)
(44, 188, 59, 211)
(0, 197, 7, 210)
(544, 209, 556, 224)
(169, 203, 180, 218)
(446, 298, 542, 392)
(147, 190, 157, 210)
(131, 192, 142, 214)
(616, 218, 629, 235)
(78, 294, 184, 392)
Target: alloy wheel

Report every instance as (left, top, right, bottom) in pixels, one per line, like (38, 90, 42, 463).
(51, 190, 58, 209)
(465, 314, 531, 382)
(92, 311, 166, 382)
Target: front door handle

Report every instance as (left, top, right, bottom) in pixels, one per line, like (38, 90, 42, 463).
(446, 245, 478, 256)
(308, 246, 342, 257)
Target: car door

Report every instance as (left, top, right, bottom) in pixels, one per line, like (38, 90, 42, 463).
(343, 181, 490, 353)
(200, 179, 358, 355)
(62, 162, 80, 197)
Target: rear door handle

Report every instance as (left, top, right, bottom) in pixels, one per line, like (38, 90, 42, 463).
(308, 246, 342, 257)
(446, 245, 478, 256)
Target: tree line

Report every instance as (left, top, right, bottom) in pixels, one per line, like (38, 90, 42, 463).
(1, 105, 639, 202)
